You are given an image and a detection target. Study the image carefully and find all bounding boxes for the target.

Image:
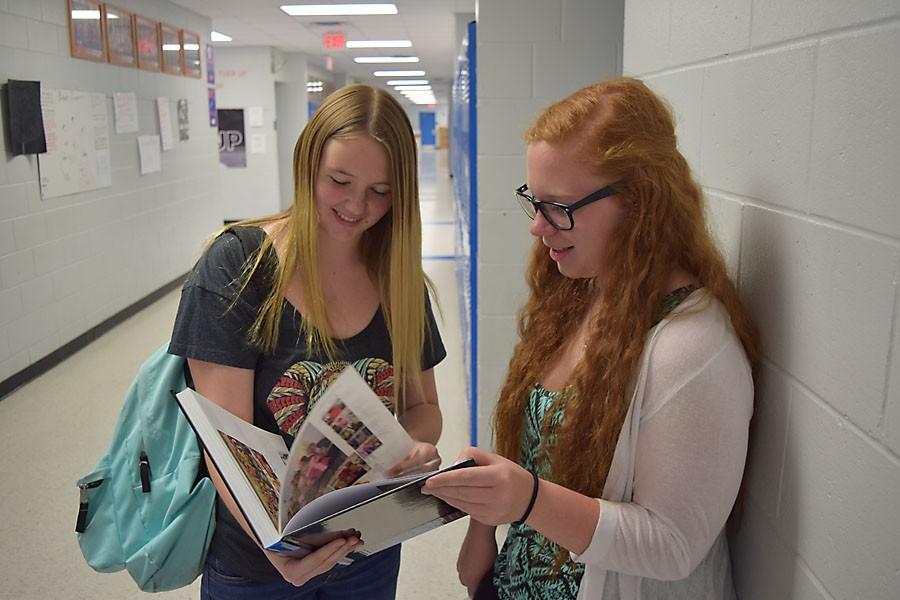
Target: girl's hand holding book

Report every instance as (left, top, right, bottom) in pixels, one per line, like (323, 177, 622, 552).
(421, 447, 536, 527)
(264, 536, 362, 586)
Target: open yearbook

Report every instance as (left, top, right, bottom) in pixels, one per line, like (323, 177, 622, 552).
(173, 367, 474, 561)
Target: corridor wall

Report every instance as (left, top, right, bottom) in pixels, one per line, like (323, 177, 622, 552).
(624, 2, 900, 599)
(475, 0, 624, 446)
(212, 46, 281, 221)
(0, 1, 219, 389)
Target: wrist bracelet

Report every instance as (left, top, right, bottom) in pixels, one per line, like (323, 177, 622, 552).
(513, 469, 540, 526)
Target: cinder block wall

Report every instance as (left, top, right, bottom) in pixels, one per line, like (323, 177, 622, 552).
(476, 0, 624, 446)
(624, 2, 900, 599)
(0, 0, 221, 383)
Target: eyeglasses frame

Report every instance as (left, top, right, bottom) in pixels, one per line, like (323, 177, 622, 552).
(514, 181, 623, 231)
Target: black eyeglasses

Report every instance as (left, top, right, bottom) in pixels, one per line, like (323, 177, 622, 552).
(514, 182, 622, 230)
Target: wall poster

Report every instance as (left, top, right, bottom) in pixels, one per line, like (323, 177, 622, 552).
(182, 30, 201, 78)
(157, 97, 174, 150)
(206, 44, 215, 84)
(217, 109, 245, 168)
(208, 88, 217, 127)
(104, 3, 136, 67)
(159, 22, 182, 75)
(137, 134, 161, 175)
(37, 87, 111, 199)
(113, 91, 138, 134)
(135, 15, 160, 71)
(177, 98, 190, 141)
(68, 0, 105, 62)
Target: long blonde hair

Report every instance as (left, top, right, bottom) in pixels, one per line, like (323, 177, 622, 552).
(494, 78, 759, 497)
(217, 84, 429, 406)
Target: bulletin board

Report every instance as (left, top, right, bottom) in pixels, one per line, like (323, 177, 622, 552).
(37, 87, 112, 199)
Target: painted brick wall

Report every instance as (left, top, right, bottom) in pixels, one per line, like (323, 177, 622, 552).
(476, 0, 624, 446)
(0, 0, 221, 384)
(624, 1, 900, 598)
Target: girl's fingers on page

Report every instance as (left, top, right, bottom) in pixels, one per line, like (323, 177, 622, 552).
(389, 441, 440, 476)
(424, 465, 494, 489)
(427, 486, 495, 508)
(425, 486, 494, 512)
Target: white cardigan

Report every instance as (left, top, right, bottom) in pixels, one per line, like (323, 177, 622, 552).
(573, 293, 753, 599)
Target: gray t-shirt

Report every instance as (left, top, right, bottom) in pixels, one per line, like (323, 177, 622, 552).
(169, 226, 446, 582)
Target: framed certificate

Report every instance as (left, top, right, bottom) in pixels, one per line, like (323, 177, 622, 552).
(135, 14, 160, 71)
(68, 0, 105, 62)
(159, 22, 183, 75)
(103, 4, 136, 67)
(181, 30, 202, 78)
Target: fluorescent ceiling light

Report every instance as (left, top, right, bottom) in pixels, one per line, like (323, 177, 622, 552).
(394, 85, 431, 91)
(374, 70, 425, 77)
(347, 40, 411, 48)
(71, 9, 101, 19)
(162, 44, 181, 51)
(211, 31, 232, 42)
(280, 4, 397, 16)
(387, 79, 428, 85)
(354, 56, 418, 64)
(183, 43, 200, 51)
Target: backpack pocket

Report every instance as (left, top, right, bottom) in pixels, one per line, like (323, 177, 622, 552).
(75, 464, 125, 572)
(125, 454, 217, 592)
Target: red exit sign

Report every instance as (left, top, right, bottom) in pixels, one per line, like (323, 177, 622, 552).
(323, 33, 346, 50)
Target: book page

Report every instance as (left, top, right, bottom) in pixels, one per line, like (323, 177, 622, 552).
(278, 367, 415, 530)
(175, 388, 289, 546)
(278, 417, 359, 530)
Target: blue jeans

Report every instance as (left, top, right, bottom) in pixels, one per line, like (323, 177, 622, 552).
(200, 545, 401, 599)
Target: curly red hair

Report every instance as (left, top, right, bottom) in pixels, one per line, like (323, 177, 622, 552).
(494, 78, 760, 501)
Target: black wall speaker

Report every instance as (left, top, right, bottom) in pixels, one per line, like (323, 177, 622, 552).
(4, 79, 47, 155)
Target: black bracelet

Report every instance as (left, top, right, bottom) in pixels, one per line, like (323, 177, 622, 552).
(513, 469, 540, 526)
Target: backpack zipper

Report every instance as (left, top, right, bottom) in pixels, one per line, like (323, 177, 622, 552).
(139, 450, 151, 493)
(75, 479, 104, 533)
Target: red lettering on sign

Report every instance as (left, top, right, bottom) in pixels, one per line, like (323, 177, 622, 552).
(323, 33, 346, 50)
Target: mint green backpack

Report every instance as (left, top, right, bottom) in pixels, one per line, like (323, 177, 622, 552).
(75, 227, 266, 592)
(75, 344, 216, 592)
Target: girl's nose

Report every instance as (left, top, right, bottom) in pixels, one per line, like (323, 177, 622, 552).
(343, 187, 367, 213)
(529, 209, 556, 237)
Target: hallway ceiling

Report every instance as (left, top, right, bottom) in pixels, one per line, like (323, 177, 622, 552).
(169, 0, 476, 104)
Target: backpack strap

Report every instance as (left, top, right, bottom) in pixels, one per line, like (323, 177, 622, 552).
(230, 225, 272, 297)
(222, 225, 283, 435)
(182, 225, 270, 393)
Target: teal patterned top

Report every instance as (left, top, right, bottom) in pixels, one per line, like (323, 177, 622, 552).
(492, 285, 700, 599)
(493, 384, 582, 599)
